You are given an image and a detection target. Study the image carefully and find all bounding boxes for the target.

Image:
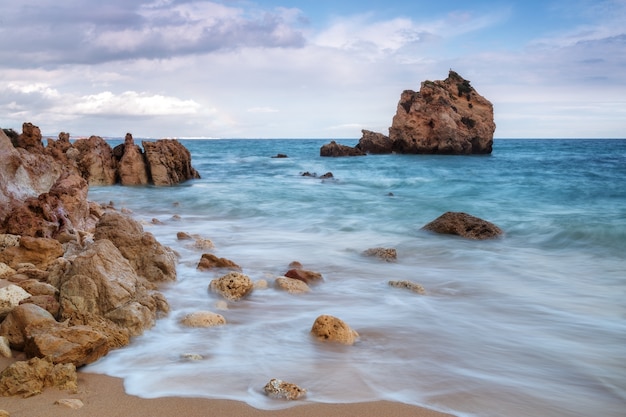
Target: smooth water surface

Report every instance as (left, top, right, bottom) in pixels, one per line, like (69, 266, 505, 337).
(85, 139, 626, 417)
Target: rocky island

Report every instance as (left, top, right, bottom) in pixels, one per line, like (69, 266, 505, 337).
(321, 70, 496, 156)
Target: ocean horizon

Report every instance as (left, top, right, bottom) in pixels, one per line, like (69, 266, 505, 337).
(83, 138, 626, 417)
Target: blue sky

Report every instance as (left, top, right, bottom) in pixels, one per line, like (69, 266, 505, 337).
(0, 0, 624, 138)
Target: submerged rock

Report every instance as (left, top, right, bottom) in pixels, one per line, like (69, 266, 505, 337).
(422, 211, 503, 240)
(389, 280, 426, 295)
(320, 141, 365, 157)
(275, 277, 311, 294)
(197, 253, 241, 271)
(362, 247, 397, 262)
(180, 311, 226, 328)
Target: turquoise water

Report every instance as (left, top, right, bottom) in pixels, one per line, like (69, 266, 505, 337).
(85, 139, 626, 417)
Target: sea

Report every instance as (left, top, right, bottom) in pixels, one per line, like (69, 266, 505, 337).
(83, 138, 626, 417)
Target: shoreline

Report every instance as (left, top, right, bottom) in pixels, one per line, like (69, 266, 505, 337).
(1, 356, 456, 417)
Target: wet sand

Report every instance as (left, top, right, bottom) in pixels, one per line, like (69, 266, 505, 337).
(0, 356, 455, 417)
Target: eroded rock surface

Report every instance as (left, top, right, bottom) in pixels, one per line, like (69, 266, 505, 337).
(422, 211, 503, 240)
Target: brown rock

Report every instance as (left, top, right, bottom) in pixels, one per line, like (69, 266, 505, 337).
(0, 356, 77, 397)
(284, 268, 323, 285)
(275, 277, 310, 294)
(59, 239, 167, 336)
(422, 211, 503, 240)
(180, 311, 226, 327)
(0, 237, 63, 270)
(116, 133, 149, 185)
(94, 212, 177, 282)
(320, 140, 365, 157)
(263, 378, 307, 400)
(197, 253, 241, 271)
(0, 303, 58, 350)
(19, 295, 61, 318)
(355, 129, 394, 154)
(388, 71, 495, 154)
(0, 284, 31, 319)
(14, 122, 44, 152)
(72, 135, 117, 185)
(16, 280, 58, 297)
(310, 315, 358, 345)
(209, 272, 254, 301)
(389, 280, 426, 295)
(142, 139, 200, 186)
(362, 247, 397, 262)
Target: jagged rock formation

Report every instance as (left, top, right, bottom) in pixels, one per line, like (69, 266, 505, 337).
(322, 71, 496, 156)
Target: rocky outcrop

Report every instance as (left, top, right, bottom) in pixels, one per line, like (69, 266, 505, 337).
(115, 133, 149, 186)
(320, 141, 365, 157)
(72, 136, 118, 185)
(0, 237, 64, 270)
(355, 130, 394, 154)
(389, 71, 495, 154)
(142, 139, 201, 185)
(310, 315, 358, 345)
(93, 212, 178, 283)
(422, 212, 503, 240)
(322, 71, 495, 155)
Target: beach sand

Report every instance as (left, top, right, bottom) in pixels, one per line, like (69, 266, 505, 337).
(1, 356, 455, 417)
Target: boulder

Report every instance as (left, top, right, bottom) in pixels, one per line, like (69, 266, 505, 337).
(142, 139, 200, 186)
(197, 253, 241, 271)
(0, 303, 59, 350)
(275, 277, 310, 294)
(0, 284, 31, 319)
(263, 378, 307, 400)
(320, 141, 365, 157)
(209, 272, 254, 301)
(389, 280, 426, 295)
(180, 311, 226, 328)
(15, 280, 58, 297)
(422, 212, 503, 240)
(388, 71, 495, 154)
(0, 356, 77, 398)
(115, 133, 149, 186)
(0, 237, 64, 270)
(93, 212, 177, 282)
(19, 295, 61, 318)
(58, 239, 167, 336)
(355, 129, 394, 154)
(284, 268, 323, 285)
(310, 315, 358, 345)
(362, 247, 397, 262)
(14, 122, 44, 153)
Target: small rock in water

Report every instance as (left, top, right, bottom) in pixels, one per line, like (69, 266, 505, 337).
(310, 315, 359, 345)
(362, 247, 397, 262)
(54, 399, 84, 409)
(389, 280, 426, 295)
(263, 378, 306, 400)
(180, 311, 226, 327)
(275, 277, 311, 294)
(180, 353, 204, 361)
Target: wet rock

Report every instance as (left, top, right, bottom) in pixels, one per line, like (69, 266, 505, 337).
(310, 315, 359, 345)
(362, 247, 397, 262)
(197, 253, 241, 271)
(275, 277, 311, 294)
(320, 140, 365, 157)
(263, 378, 307, 400)
(0, 356, 77, 397)
(180, 311, 226, 328)
(422, 211, 503, 240)
(55, 398, 84, 409)
(142, 139, 201, 186)
(389, 280, 426, 295)
(284, 268, 323, 285)
(355, 129, 394, 154)
(116, 133, 149, 186)
(209, 272, 253, 301)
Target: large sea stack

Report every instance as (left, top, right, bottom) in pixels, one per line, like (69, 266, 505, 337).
(321, 71, 496, 156)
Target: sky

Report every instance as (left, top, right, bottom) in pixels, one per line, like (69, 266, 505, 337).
(0, 0, 625, 139)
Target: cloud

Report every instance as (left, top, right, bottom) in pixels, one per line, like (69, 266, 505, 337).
(0, 0, 306, 66)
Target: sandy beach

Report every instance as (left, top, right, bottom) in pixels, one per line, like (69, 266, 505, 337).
(1, 356, 455, 417)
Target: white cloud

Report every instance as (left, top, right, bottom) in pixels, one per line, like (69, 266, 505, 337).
(68, 91, 202, 116)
